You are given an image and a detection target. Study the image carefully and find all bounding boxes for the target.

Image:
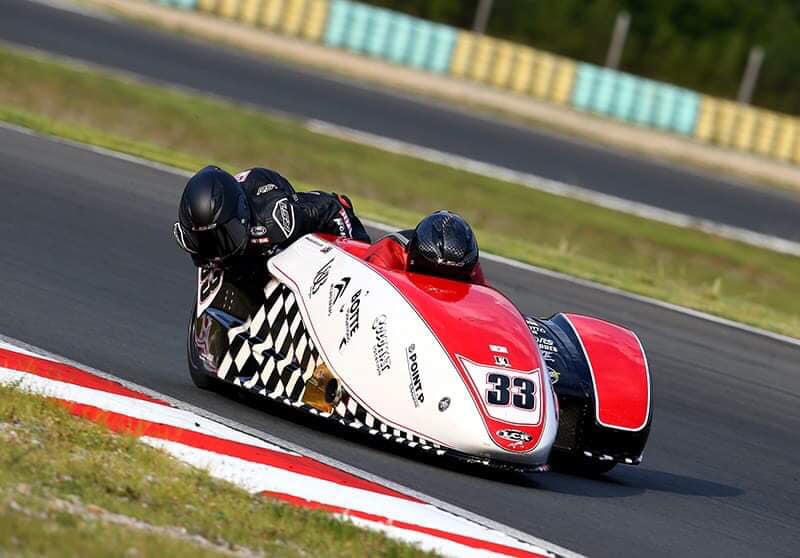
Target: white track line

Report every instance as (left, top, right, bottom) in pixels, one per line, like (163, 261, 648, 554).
(3, 38, 798, 259)
(2, 120, 798, 348)
(307, 120, 800, 258)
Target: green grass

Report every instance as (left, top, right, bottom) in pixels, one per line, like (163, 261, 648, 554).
(85, 0, 800, 196)
(1, 45, 799, 337)
(0, 383, 433, 557)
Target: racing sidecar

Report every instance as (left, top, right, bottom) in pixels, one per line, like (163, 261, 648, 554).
(188, 233, 651, 473)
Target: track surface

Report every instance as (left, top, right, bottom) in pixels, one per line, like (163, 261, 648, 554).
(3, 0, 800, 242)
(2, 126, 799, 557)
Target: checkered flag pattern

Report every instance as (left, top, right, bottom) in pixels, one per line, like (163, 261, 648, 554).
(330, 390, 442, 453)
(217, 279, 321, 401)
(213, 278, 443, 455)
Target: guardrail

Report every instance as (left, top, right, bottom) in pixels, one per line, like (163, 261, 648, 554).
(154, 0, 800, 166)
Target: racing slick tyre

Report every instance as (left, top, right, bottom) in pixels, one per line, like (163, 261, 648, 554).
(187, 307, 220, 391)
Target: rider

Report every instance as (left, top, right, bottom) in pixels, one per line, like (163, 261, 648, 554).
(173, 165, 370, 273)
(365, 210, 486, 285)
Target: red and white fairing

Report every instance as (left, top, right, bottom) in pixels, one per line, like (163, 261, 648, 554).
(269, 235, 559, 465)
(563, 314, 650, 432)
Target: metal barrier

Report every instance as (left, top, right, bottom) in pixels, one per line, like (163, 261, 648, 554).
(164, 0, 800, 166)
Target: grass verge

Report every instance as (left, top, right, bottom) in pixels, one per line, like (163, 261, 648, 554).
(82, 0, 800, 194)
(0, 383, 432, 557)
(1, 45, 799, 338)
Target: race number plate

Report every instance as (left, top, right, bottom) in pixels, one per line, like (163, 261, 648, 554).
(459, 356, 543, 426)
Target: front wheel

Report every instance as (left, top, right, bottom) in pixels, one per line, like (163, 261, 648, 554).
(187, 307, 220, 391)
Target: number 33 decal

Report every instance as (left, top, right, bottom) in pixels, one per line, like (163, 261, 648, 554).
(486, 373, 536, 410)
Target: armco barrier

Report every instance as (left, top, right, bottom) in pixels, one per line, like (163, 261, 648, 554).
(159, 0, 800, 167)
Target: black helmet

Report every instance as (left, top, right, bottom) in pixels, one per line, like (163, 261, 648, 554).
(174, 166, 250, 262)
(407, 211, 479, 281)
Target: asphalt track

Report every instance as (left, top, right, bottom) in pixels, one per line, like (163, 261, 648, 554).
(3, 0, 800, 243)
(2, 125, 799, 557)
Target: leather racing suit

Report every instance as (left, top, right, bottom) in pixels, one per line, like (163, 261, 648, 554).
(192, 167, 370, 280)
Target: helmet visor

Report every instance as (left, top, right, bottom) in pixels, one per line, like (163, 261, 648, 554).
(174, 217, 248, 262)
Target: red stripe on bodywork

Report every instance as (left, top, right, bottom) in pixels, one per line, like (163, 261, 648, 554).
(262, 491, 550, 558)
(61, 401, 418, 502)
(336, 243, 549, 455)
(0, 348, 168, 405)
(563, 314, 650, 431)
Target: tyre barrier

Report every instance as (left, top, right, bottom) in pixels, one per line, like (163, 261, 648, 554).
(156, 0, 800, 166)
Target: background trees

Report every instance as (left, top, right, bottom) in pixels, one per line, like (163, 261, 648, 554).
(364, 0, 800, 115)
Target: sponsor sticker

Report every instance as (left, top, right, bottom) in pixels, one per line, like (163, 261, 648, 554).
(438, 397, 451, 412)
(309, 258, 335, 297)
(339, 289, 362, 350)
(371, 315, 391, 375)
(305, 236, 334, 253)
(525, 317, 546, 335)
(233, 169, 251, 182)
(496, 429, 532, 448)
(250, 225, 268, 237)
(405, 344, 425, 407)
(332, 207, 353, 238)
(525, 318, 559, 363)
(537, 336, 559, 364)
(328, 277, 351, 315)
(489, 344, 508, 354)
(256, 183, 278, 196)
(272, 198, 295, 239)
(494, 355, 511, 368)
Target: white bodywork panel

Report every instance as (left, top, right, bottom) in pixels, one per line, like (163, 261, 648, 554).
(269, 235, 554, 463)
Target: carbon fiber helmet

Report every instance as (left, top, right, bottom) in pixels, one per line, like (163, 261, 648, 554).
(174, 166, 250, 262)
(407, 211, 479, 281)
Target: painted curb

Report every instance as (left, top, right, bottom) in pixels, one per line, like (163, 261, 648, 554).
(0, 334, 583, 558)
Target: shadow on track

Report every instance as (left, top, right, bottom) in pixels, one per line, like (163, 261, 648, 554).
(539, 466, 743, 499)
(207, 381, 548, 487)
(203, 380, 741, 498)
